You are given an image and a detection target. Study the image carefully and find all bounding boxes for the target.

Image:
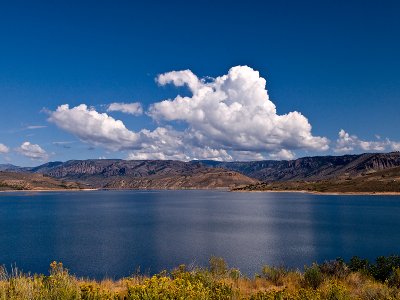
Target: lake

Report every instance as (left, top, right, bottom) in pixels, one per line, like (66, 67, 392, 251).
(0, 190, 400, 279)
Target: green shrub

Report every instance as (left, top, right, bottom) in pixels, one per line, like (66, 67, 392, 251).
(387, 267, 400, 288)
(320, 259, 349, 279)
(370, 255, 400, 282)
(304, 264, 324, 289)
(209, 256, 228, 276)
(229, 268, 241, 282)
(43, 261, 81, 299)
(324, 281, 350, 300)
(262, 266, 287, 286)
(348, 256, 370, 273)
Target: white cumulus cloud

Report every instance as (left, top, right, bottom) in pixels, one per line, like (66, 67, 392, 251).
(149, 66, 329, 157)
(128, 127, 233, 161)
(269, 149, 295, 160)
(0, 143, 9, 154)
(48, 104, 140, 151)
(17, 142, 48, 160)
(335, 129, 400, 153)
(47, 66, 331, 161)
(47, 104, 230, 160)
(107, 102, 143, 116)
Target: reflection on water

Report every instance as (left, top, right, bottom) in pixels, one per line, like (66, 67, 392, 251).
(0, 190, 400, 279)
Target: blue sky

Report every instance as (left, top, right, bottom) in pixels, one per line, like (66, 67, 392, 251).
(0, 0, 399, 166)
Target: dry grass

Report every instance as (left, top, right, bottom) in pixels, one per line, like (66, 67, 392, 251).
(1, 258, 400, 299)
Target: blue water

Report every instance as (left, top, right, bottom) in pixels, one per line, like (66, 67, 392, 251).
(0, 190, 400, 279)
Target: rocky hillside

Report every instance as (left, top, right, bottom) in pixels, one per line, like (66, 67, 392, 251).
(31, 160, 204, 179)
(201, 152, 400, 181)
(234, 166, 400, 194)
(30, 160, 257, 189)
(0, 172, 83, 191)
(103, 169, 257, 190)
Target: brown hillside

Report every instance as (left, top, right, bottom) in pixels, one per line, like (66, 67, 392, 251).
(103, 169, 258, 190)
(235, 166, 400, 193)
(0, 172, 83, 191)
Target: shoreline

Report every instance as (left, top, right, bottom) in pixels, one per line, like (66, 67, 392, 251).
(1, 187, 400, 195)
(0, 188, 98, 193)
(0, 187, 229, 193)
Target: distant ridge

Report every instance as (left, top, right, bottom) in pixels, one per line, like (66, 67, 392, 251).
(3, 152, 400, 191)
(0, 164, 23, 172)
(199, 152, 400, 181)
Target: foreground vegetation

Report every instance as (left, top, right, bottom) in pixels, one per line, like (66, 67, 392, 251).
(1, 256, 400, 299)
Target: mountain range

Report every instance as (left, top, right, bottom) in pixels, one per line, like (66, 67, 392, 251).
(1, 152, 400, 192)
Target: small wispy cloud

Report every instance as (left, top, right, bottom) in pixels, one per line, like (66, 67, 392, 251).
(26, 125, 47, 130)
(0, 143, 10, 154)
(107, 102, 143, 116)
(52, 141, 74, 149)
